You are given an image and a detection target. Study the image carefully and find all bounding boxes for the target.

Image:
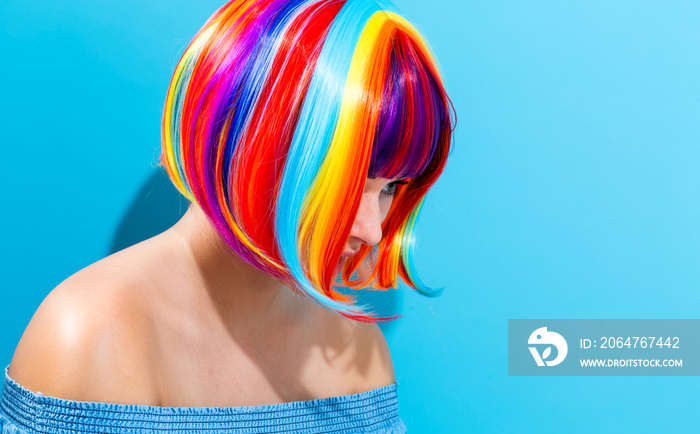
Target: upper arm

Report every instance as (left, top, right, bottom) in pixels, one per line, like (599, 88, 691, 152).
(8, 270, 156, 404)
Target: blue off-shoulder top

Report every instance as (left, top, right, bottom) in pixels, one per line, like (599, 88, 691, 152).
(0, 367, 406, 433)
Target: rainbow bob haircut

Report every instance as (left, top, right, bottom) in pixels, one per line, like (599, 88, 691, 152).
(161, 0, 454, 322)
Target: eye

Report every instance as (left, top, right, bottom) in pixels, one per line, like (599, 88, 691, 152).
(380, 180, 408, 198)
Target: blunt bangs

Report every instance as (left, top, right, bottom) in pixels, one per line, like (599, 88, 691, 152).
(368, 29, 452, 180)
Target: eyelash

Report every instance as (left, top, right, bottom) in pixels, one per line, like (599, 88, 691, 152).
(381, 180, 409, 197)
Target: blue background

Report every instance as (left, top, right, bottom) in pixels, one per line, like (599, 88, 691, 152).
(2, 0, 699, 432)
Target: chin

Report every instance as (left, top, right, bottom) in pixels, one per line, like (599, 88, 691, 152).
(334, 257, 349, 278)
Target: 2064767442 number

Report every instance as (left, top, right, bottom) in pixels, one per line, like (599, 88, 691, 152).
(599, 336, 679, 349)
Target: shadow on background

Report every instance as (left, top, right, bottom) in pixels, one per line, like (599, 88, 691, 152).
(110, 168, 401, 335)
(109, 168, 187, 255)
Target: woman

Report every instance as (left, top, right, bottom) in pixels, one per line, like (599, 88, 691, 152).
(0, 0, 453, 432)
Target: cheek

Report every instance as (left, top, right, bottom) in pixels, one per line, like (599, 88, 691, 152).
(379, 196, 393, 222)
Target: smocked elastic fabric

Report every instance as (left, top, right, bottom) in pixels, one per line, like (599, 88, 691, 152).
(0, 367, 406, 433)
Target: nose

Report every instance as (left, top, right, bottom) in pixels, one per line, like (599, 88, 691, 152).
(348, 191, 383, 249)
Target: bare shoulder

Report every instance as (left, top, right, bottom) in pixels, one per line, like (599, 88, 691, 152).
(8, 254, 158, 404)
(347, 319, 396, 387)
(311, 307, 396, 394)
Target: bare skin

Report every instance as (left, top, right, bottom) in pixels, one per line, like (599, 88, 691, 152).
(8, 178, 398, 407)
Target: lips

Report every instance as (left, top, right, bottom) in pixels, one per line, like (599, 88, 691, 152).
(342, 247, 360, 258)
(335, 248, 358, 276)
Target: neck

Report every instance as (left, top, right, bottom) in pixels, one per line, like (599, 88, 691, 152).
(168, 204, 297, 332)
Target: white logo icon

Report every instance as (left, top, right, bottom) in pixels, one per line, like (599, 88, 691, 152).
(528, 327, 568, 366)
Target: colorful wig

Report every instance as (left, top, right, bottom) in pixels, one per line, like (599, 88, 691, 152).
(161, 0, 454, 321)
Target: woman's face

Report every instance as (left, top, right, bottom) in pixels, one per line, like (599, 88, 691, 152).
(342, 177, 404, 258)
